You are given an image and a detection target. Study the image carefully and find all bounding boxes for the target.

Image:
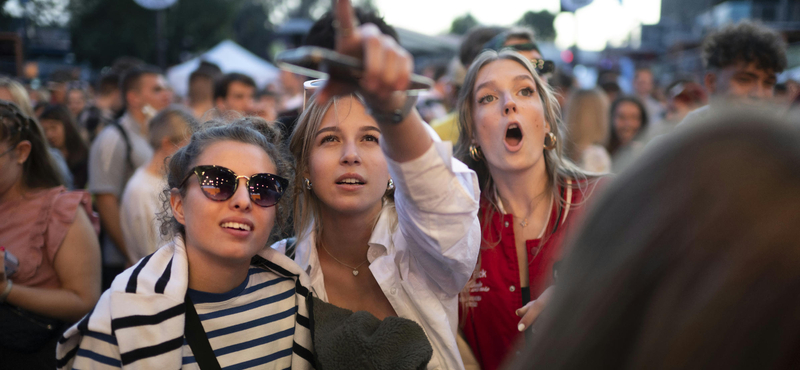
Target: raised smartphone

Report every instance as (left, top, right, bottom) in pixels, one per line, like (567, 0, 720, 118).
(276, 46, 433, 91)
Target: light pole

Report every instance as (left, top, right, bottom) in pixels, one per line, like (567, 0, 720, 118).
(133, 0, 179, 70)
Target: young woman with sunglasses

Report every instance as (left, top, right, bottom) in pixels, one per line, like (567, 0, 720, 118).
(271, 1, 480, 369)
(455, 50, 602, 370)
(57, 117, 315, 369)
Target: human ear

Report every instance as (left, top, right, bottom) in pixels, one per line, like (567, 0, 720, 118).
(14, 140, 31, 164)
(170, 189, 186, 226)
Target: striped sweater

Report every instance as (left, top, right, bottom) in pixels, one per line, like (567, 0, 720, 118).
(56, 236, 315, 369)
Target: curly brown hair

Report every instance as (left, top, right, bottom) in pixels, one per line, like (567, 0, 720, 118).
(702, 21, 787, 74)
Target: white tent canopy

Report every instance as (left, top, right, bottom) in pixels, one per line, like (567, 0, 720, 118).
(167, 40, 279, 97)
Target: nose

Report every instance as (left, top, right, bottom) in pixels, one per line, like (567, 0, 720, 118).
(340, 140, 361, 165)
(503, 93, 517, 115)
(752, 83, 771, 100)
(229, 177, 252, 211)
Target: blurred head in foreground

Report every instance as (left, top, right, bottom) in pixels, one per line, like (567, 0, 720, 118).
(514, 110, 800, 370)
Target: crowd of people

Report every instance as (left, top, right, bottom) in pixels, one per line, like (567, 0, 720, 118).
(1, 0, 799, 368)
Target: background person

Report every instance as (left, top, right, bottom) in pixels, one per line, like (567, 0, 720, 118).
(39, 105, 90, 189)
(607, 95, 648, 172)
(120, 106, 194, 262)
(0, 101, 100, 369)
(563, 88, 611, 173)
(89, 65, 170, 283)
(214, 72, 257, 116)
(514, 110, 800, 370)
(681, 21, 787, 126)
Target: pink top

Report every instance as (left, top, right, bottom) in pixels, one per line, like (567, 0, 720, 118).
(0, 186, 99, 289)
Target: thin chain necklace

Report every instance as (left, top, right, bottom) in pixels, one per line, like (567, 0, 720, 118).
(512, 192, 550, 228)
(319, 241, 369, 276)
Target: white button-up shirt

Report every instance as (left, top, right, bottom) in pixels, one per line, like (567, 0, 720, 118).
(273, 128, 481, 370)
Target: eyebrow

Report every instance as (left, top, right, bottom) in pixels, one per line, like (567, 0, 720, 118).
(315, 125, 381, 138)
(474, 74, 535, 93)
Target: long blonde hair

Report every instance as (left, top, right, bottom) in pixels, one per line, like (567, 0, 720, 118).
(563, 88, 610, 162)
(289, 95, 395, 245)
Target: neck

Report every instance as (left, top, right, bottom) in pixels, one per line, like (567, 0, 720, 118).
(185, 236, 250, 293)
(490, 160, 551, 218)
(317, 201, 383, 265)
(190, 100, 213, 118)
(0, 180, 27, 204)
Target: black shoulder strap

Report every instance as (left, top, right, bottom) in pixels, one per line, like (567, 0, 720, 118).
(184, 295, 222, 370)
(110, 119, 134, 170)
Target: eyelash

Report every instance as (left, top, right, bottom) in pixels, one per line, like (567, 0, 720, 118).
(478, 87, 535, 104)
(320, 134, 380, 144)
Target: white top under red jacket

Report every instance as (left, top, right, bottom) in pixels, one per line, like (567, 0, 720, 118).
(273, 128, 482, 370)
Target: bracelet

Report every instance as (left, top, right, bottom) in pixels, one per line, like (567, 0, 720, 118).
(0, 279, 12, 303)
(367, 92, 419, 125)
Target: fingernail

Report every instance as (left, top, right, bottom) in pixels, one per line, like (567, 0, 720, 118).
(518, 323, 525, 332)
(515, 309, 521, 316)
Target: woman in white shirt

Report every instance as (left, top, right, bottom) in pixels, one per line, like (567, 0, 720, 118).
(271, 1, 481, 368)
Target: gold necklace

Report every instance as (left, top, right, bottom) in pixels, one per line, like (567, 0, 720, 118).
(513, 192, 550, 228)
(319, 241, 369, 276)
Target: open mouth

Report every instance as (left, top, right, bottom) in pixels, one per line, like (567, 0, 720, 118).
(505, 123, 523, 147)
(220, 222, 252, 232)
(337, 178, 365, 185)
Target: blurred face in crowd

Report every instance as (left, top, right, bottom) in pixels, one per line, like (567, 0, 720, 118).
(472, 59, 549, 176)
(40, 119, 66, 151)
(707, 62, 777, 101)
(634, 70, 654, 97)
(219, 81, 255, 115)
(255, 95, 278, 122)
(172, 140, 277, 265)
(503, 37, 542, 60)
(307, 96, 389, 217)
(67, 89, 86, 117)
(135, 73, 171, 112)
(613, 101, 643, 146)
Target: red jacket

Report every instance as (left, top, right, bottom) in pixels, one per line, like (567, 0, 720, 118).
(460, 179, 598, 370)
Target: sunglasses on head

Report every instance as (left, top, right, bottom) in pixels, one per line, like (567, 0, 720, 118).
(529, 59, 555, 75)
(179, 165, 288, 208)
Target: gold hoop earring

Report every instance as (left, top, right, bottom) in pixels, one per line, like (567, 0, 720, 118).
(387, 179, 394, 191)
(304, 178, 312, 190)
(544, 132, 557, 150)
(469, 144, 484, 161)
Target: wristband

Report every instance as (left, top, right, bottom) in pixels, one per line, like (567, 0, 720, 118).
(367, 93, 419, 124)
(0, 279, 12, 303)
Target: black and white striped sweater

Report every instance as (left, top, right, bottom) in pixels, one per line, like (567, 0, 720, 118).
(55, 236, 315, 369)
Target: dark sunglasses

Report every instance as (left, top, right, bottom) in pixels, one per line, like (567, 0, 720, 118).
(529, 59, 555, 75)
(179, 165, 288, 208)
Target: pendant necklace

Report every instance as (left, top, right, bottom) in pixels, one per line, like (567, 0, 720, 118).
(320, 241, 369, 276)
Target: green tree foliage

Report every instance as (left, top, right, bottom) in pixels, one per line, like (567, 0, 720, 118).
(68, 0, 243, 68)
(517, 11, 556, 41)
(450, 13, 478, 35)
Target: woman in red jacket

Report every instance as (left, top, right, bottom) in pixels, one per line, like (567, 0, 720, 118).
(455, 50, 602, 370)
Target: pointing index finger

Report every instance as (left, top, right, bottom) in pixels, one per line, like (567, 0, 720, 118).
(333, 0, 359, 41)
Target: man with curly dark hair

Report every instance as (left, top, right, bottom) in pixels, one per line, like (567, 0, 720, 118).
(702, 21, 786, 100)
(681, 21, 786, 126)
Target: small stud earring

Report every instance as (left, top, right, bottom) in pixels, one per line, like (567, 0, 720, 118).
(387, 179, 395, 191)
(304, 178, 312, 190)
